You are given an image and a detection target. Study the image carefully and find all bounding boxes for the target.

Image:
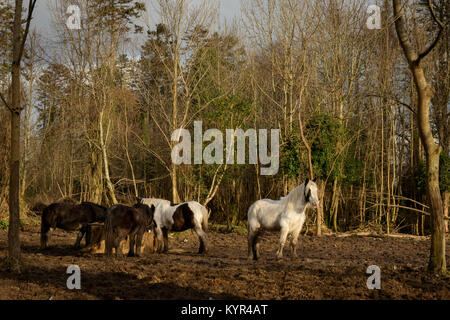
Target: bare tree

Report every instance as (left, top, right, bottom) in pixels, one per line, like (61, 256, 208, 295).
(140, 0, 218, 203)
(393, 0, 446, 274)
(0, 0, 37, 272)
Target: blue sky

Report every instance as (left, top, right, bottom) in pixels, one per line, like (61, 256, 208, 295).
(32, 0, 242, 35)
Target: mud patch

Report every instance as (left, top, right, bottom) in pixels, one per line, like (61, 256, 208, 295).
(0, 226, 449, 299)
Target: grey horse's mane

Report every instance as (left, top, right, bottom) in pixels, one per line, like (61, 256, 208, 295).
(140, 198, 170, 207)
(279, 181, 309, 210)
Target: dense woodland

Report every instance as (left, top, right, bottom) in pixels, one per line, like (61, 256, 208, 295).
(0, 0, 448, 264)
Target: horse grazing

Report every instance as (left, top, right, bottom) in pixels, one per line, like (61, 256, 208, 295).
(247, 179, 320, 260)
(153, 201, 209, 254)
(40, 202, 108, 250)
(104, 203, 155, 257)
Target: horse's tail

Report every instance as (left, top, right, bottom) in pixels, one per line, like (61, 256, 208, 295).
(104, 208, 114, 256)
(247, 202, 258, 233)
(247, 202, 255, 219)
(201, 206, 209, 232)
(40, 206, 51, 249)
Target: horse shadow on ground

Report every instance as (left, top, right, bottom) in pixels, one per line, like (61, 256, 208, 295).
(21, 244, 90, 257)
(0, 262, 242, 300)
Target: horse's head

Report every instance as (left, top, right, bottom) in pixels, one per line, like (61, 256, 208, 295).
(304, 178, 320, 208)
(134, 203, 156, 230)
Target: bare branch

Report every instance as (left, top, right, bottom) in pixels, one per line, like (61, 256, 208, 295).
(18, 0, 37, 65)
(0, 92, 13, 113)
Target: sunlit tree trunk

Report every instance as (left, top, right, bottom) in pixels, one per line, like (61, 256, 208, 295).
(393, 0, 446, 274)
(4, 0, 37, 272)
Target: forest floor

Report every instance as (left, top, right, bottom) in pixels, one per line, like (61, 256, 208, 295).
(0, 225, 449, 300)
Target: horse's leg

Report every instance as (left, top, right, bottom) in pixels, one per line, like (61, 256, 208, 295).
(114, 231, 124, 257)
(74, 226, 86, 248)
(248, 228, 255, 260)
(115, 237, 123, 257)
(276, 227, 289, 260)
(128, 233, 136, 257)
(85, 225, 92, 246)
(162, 228, 169, 253)
(290, 227, 301, 259)
(135, 231, 144, 257)
(155, 227, 164, 253)
(253, 231, 262, 260)
(151, 228, 157, 253)
(194, 225, 207, 254)
(291, 215, 306, 259)
(248, 228, 260, 260)
(40, 218, 50, 250)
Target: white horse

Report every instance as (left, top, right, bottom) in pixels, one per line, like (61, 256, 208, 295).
(247, 179, 320, 260)
(153, 200, 209, 254)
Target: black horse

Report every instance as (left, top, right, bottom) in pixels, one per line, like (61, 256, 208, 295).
(105, 203, 155, 257)
(40, 202, 108, 249)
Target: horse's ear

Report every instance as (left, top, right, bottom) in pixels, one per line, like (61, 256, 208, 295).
(305, 178, 309, 186)
(313, 177, 317, 182)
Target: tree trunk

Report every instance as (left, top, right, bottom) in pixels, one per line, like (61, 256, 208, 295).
(171, 162, 180, 203)
(99, 109, 117, 205)
(7, 0, 26, 272)
(316, 181, 325, 236)
(393, 0, 446, 275)
(8, 111, 21, 271)
(413, 65, 445, 273)
(89, 149, 103, 204)
(443, 192, 449, 233)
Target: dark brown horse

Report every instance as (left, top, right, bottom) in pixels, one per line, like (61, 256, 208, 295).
(40, 202, 108, 249)
(104, 203, 155, 257)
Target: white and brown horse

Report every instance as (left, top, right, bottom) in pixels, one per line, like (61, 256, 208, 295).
(138, 197, 171, 209)
(153, 201, 209, 254)
(247, 179, 320, 260)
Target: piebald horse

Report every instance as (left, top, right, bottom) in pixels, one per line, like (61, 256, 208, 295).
(153, 201, 209, 254)
(138, 197, 172, 251)
(247, 179, 320, 260)
(139, 197, 171, 210)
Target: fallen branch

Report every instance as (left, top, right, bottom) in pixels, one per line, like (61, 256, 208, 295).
(367, 201, 450, 221)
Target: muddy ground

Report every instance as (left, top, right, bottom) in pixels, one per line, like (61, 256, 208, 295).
(0, 225, 449, 300)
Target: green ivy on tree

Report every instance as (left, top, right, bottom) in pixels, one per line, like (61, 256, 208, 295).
(415, 153, 450, 195)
